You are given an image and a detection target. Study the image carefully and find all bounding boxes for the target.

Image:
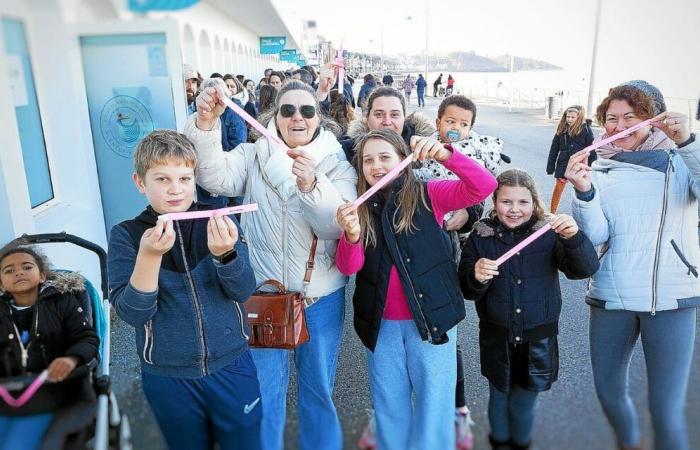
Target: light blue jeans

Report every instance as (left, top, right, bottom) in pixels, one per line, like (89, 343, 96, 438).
(250, 287, 345, 450)
(0, 412, 53, 450)
(589, 307, 697, 450)
(367, 319, 457, 450)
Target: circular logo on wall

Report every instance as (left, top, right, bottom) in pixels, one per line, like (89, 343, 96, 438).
(99, 95, 154, 158)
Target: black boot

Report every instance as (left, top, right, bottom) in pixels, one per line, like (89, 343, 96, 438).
(510, 440, 531, 450)
(489, 435, 512, 450)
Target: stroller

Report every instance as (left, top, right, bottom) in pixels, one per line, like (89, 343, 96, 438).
(0, 233, 131, 450)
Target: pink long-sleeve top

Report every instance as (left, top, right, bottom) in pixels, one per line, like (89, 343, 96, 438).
(336, 149, 498, 320)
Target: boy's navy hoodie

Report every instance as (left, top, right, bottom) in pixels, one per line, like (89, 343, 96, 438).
(107, 204, 256, 378)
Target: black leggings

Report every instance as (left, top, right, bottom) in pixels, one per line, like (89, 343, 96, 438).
(456, 345, 466, 408)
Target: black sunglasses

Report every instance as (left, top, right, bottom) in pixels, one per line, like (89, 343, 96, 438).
(279, 104, 316, 119)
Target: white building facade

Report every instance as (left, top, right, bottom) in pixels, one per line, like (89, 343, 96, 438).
(0, 0, 301, 284)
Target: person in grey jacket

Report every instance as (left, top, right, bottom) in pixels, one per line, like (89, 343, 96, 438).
(186, 80, 357, 450)
(565, 80, 699, 450)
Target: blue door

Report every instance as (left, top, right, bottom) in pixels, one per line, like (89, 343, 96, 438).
(80, 33, 177, 232)
(2, 17, 54, 208)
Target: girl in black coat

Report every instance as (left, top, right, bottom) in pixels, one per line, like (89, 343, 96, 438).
(459, 169, 598, 450)
(546, 105, 595, 212)
(0, 244, 99, 449)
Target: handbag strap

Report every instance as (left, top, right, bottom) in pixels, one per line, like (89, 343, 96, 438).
(303, 235, 318, 286)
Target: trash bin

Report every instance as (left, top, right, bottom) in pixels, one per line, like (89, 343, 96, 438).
(545, 96, 555, 119)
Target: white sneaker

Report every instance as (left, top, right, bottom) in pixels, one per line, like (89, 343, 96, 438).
(358, 409, 377, 450)
(455, 409, 475, 450)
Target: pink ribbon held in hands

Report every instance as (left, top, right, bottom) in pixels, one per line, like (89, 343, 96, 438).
(495, 223, 553, 266)
(158, 203, 259, 221)
(217, 90, 289, 154)
(353, 157, 413, 208)
(582, 112, 666, 154)
(336, 47, 345, 92)
(0, 370, 49, 408)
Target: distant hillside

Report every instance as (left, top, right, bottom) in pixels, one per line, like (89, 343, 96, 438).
(490, 54, 562, 71)
(397, 51, 563, 72)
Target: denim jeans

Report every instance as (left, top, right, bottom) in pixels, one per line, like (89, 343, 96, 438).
(589, 307, 697, 450)
(251, 287, 346, 450)
(488, 383, 539, 445)
(417, 91, 425, 107)
(0, 412, 53, 450)
(367, 319, 456, 450)
(142, 350, 262, 450)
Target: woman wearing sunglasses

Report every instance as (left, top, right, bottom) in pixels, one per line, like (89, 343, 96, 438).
(185, 80, 357, 450)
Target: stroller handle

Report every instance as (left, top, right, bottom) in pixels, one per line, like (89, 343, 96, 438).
(19, 233, 108, 300)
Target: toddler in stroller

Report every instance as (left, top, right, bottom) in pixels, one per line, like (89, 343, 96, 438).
(0, 234, 129, 450)
(0, 241, 99, 449)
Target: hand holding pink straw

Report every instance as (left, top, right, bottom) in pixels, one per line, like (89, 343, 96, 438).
(158, 203, 259, 221)
(217, 89, 289, 154)
(335, 47, 345, 92)
(0, 370, 49, 408)
(582, 112, 666, 154)
(353, 157, 413, 208)
(495, 223, 553, 266)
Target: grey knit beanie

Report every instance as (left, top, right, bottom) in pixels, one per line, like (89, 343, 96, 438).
(617, 80, 667, 116)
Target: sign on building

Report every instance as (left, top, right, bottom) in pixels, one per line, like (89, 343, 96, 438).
(279, 49, 297, 62)
(260, 36, 286, 55)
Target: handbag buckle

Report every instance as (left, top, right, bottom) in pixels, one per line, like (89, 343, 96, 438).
(303, 296, 319, 308)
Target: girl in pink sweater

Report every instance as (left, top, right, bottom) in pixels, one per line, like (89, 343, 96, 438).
(335, 129, 496, 450)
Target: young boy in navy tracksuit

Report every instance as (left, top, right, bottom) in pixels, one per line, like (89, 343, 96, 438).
(107, 130, 260, 450)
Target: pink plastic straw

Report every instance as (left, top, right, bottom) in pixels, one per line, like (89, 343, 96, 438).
(583, 113, 665, 154)
(158, 203, 259, 221)
(495, 223, 552, 266)
(218, 91, 289, 154)
(0, 370, 48, 408)
(353, 157, 414, 208)
(336, 47, 345, 93)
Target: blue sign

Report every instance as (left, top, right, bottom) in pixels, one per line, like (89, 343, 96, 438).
(280, 49, 297, 62)
(128, 0, 198, 12)
(260, 36, 286, 55)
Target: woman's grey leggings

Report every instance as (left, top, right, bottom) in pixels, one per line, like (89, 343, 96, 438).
(589, 307, 697, 450)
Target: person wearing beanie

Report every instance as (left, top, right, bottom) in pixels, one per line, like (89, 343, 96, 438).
(183, 64, 200, 115)
(565, 80, 698, 450)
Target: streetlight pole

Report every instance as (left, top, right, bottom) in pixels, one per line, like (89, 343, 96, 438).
(424, 0, 429, 79)
(508, 54, 515, 112)
(586, 0, 602, 117)
(380, 29, 384, 73)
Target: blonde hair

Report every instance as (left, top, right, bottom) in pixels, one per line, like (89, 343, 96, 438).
(133, 130, 197, 180)
(489, 168, 546, 222)
(556, 105, 585, 137)
(353, 129, 430, 248)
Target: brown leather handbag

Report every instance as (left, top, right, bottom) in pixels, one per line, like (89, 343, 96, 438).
(245, 236, 317, 349)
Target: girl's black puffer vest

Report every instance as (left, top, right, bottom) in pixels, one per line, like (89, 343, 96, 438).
(352, 179, 466, 352)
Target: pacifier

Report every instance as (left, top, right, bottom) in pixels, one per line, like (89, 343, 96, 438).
(446, 130, 461, 142)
